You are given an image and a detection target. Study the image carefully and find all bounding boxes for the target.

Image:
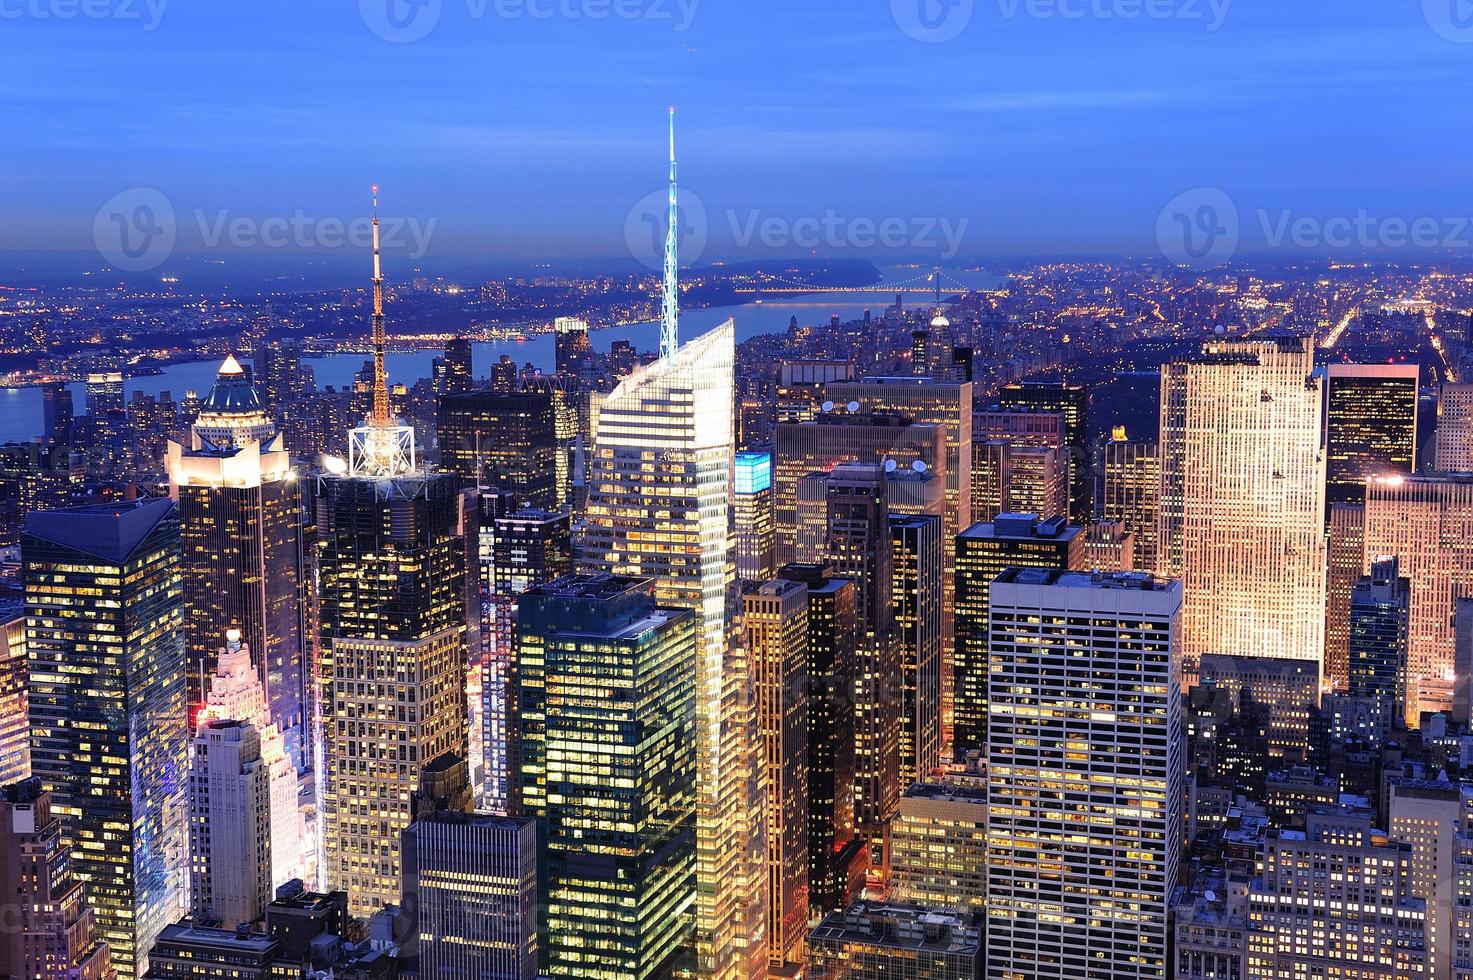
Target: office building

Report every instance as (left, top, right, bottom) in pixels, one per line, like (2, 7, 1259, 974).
(1390, 781, 1465, 980)
(953, 514, 1082, 758)
(889, 779, 988, 916)
(1247, 813, 1429, 980)
(808, 902, 981, 980)
(443, 336, 473, 393)
(0, 612, 27, 785)
(1102, 428, 1160, 572)
(1435, 383, 1473, 473)
(775, 360, 856, 424)
(1082, 517, 1134, 571)
(780, 563, 865, 922)
(1363, 474, 1473, 723)
(986, 569, 1183, 980)
(581, 320, 768, 977)
(1348, 556, 1413, 720)
(142, 923, 278, 980)
(998, 380, 1089, 522)
(974, 409, 1070, 526)
(0, 778, 113, 980)
(736, 451, 778, 583)
(515, 574, 696, 978)
(553, 316, 591, 375)
(24, 498, 189, 980)
(1158, 336, 1327, 678)
(85, 370, 125, 417)
(1199, 653, 1319, 760)
(743, 578, 810, 973)
(167, 356, 306, 769)
(1326, 501, 1367, 691)
(400, 812, 537, 980)
(890, 513, 943, 786)
(188, 719, 273, 929)
(437, 388, 559, 509)
(1324, 363, 1420, 507)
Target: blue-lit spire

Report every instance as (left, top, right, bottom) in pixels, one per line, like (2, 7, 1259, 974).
(660, 106, 679, 361)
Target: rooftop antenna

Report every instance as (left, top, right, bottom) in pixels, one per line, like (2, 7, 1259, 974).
(934, 265, 942, 308)
(660, 106, 679, 361)
(370, 185, 390, 427)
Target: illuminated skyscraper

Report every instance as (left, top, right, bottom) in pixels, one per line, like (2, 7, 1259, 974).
(1102, 428, 1160, 573)
(1389, 781, 1463, 980)
(742, 578, 810, 974)
(515, 574, 696, 978)
(735, 451, 777, 583)
(986, 568, 1183, 980)
(1325, 502, 1367, 691)
(317, 192, 471, 915)
(974, 409, 1070, 526)
(436, 388, 559, 509)
(0, 778, 114, 980)
(1435, 383, 1473, 473)
(890, 777, 988, 916)
(890, 512, 942, 786)
(188, 719, 273, 929)
(1158, 336, 1326, 679)
(998, 380, 1089, 522)
(23, 498, 188, 980)
(1348, 557, 1412, 721)
(0, 612, 27, 785)
(953, 514, 1082, 759)
(1324, 363, 1420, 508)
(167, 357, 306, 769)
(443, 336, 473, 394)
(1363, 474, 1473, 724)
(582, 318, 768, 978)
(553, 316, 592, 375)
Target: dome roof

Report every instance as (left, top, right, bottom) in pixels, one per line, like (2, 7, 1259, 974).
(200, 355, 263, 415)
(930, 311, 951, 329)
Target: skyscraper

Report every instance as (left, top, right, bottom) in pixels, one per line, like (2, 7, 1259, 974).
(735, 451, 777, 584)
(400, 812, 538, 980)
(515, 574, 696, 978)
(1434, 383, 1473, 473)
(1102, 427, 1160, 572)
(0, 612, 28, 785)
(1348, 556, 1412, 720)
(0, 778, 113, 980)
(742, 578, 810, 974)
(1363, 474, 1473, 724)
(1324, 363, 1420, 509)
(581, 318, 768, 977)
(1158, 336, 1327, 679)
(553, 316, 592, 375)
(974, 409, 1070, 526)
(986, 568, 1183, 980)
(953, 514, 1082, 759)
(443, 336, 473, 394)
(188, 719, 273, 929)
(998, 380, 1090, 522)
(889, 512, 942, 786)
(167, 357, 306, 769)
(1389, 781, 1463, 980)
(1325, 501, 1367, 691)
(890, 778, 988, 916)
(24, 498, 189, 980)
(317, 193, 471, 914)
(436, 388, 559, 508)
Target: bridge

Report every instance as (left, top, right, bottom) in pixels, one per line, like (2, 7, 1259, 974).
(731, 267, 979, 299)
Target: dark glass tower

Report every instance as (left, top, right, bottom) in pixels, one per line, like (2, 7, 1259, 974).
(1347, 556, 1412, 719)
(436, 389, 559, 509)
(1324, 364, 1420, 511)
(999, 380, 1090, 523)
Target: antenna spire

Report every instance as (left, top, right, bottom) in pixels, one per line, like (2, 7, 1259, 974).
(370, 185, 390, 427)
(660, 106, 679, 361)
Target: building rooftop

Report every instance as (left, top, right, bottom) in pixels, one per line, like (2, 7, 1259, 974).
(902, 781, 988, 805)
(995, 567, 1174, 592)
(23, 496, 175, 564)
(961, 513, 1077, 542)
(811, 902, 980, 957)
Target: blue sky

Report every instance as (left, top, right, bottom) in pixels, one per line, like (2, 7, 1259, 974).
(3, 0, 1473, 267)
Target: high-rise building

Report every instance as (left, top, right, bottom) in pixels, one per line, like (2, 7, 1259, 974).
(436, 388, 559, 509)
(1324, 364, 1420, 508)
(985, 568, 1183, 980)
(24, 498, 189, 980)
(889, 513, 942, 786)
(400, 812, 538, 980)
(780, 562, 865, 923)
(1102, 428, 1160, 572)
(1390, 781, 1465, 980)
(1348, 556, 1413, 723)
(773, 412, 945, 565)
(1158, 336, 1326, 680)
(515, 574, 697, 978)
(974, 409, 1070, 527)
(0, 778, 113, 980)
(1363, 474, 1473, 723)
(1325, 501, 1367, 691)
(1082, 517, 1135, 571)
(167, 357, 306, 769)
(1435, 383, 1473, 473)
(1247, 812, 1429, 980)
(953, 514, 1082, 759)
(742, 578, 810, 974)
(735, 451, 777, 583)
(808, 902, 981, 980)
(553, 316, 592, 375)
(188, 719, 273, 929)
(443, 336, 473, 394)
(0, 612, 27, 785)
(85, 370, 125, 417)
(776, 361, 856, 424)
(198, 630, 301, 893)
(40, 379, 74, 445)
(889, 778, 988, 916)
(998, 380, 1089, 522)
(1199, 653, 1318, 760)
(581, 320, 768, 977)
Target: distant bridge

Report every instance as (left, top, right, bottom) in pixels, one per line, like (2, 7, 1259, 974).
(731, 267, 978, 299)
